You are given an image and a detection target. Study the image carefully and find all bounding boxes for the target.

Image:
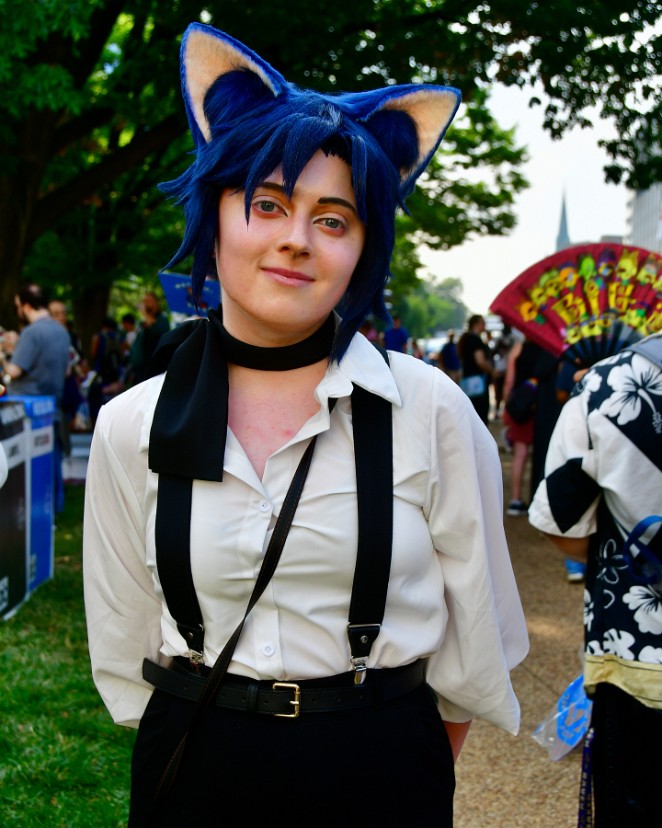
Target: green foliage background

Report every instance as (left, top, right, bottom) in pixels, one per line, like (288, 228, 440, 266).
(0, 487, 134, 826)
(1, 0, 660, 345)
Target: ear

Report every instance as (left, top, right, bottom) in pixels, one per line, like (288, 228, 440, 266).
(181, 23, 288, 145)
(335, 85, 461, 193)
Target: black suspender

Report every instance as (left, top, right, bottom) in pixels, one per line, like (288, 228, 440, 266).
(155, 382, 393, 675)
(155, 474, 203, 661)
(347, 383, 393, 681)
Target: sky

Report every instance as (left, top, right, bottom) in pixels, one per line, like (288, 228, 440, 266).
(420, 84, 630, 316)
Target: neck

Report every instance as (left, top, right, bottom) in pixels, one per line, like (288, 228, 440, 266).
(210, 309, 335, 371)
(26, 308, 50, 324)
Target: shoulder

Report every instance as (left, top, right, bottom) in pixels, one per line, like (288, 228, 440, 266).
(388, 350, 478, 424)
(95, 375, 164, 460)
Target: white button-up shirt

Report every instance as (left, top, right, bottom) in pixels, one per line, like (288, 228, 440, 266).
(84, 333, 528, 730)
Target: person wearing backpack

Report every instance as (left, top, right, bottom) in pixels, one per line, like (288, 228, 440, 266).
(529, 332, 662, 827)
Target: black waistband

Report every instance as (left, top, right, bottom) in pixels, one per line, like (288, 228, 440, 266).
(143, 658, 426, 717)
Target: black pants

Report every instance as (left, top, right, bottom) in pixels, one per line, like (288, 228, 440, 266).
(129, 681, 455, 827)
(590, 682, 662, 827)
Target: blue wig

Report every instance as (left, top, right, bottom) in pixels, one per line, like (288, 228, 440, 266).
(161, 24, 461, 360)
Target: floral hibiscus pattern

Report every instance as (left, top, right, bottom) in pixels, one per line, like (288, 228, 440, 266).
(623, 586, 662, 635)
(579, 345, 662, 675)
(597, 354, 662, 433)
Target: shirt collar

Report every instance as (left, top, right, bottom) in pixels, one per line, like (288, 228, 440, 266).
(315, 333, 402, 409)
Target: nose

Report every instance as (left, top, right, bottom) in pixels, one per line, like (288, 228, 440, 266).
(277, 215, 311, 258)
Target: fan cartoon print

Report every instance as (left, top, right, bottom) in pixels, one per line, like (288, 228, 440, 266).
(490, 243, 662, 368)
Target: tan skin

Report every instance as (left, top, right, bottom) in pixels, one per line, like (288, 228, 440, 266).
(217, 150, 471, 760)
(543, 533, 590, 562)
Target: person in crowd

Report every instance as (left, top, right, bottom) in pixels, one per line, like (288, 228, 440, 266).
(491, 324, 514, 419)
(120, 312, 138, 354)
(458, 314, 493, 423)
(127, 292, 170, 385)
(88, 316, 125, 423)
(0, 283, 71, 510)
(383, 313, 410, 352)
(47, 298, 83, 445)
(358, 317, 378, 343)
(48, 299, 83, 354)
(439, 330, 461, 383)
(502, 336, 559, 517)
(529, 333, 662, 827)
(83, 23, 528, 827)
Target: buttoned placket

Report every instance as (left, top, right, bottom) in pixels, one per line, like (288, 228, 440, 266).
(220, 400, 337, 676)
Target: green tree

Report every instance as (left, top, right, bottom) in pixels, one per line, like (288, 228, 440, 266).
(399, 277, 467, 339)
(389, 86, 528, 313)
(2, 0, 660, 335)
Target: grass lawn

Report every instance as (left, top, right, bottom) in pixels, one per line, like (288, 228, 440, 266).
(0, 484, 135, 827)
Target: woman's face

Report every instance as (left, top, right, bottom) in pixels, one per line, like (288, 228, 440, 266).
(216, 149, 365, 346)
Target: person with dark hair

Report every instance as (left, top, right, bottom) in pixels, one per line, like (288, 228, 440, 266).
(0, 282, 71, 510)
(439, 330, 461, 383)
(458, 314, 493, 423)
(383, 314, 409, 353)
(83, 24, 528, 826)
(128, 293, 170, 385)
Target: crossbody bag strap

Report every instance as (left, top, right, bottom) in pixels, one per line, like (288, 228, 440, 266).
(150, 433, 318, 811)
(347, 381, 394, 683)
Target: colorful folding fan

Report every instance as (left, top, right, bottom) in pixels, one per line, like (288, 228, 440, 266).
(490, 243, 662, 367)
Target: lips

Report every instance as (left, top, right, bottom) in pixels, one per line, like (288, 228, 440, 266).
(263, 267, 314, 283)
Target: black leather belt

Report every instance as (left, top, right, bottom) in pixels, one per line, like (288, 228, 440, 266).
(143, 658, 425, 718)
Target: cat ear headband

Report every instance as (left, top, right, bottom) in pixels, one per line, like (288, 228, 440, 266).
(181, 23, 461, 194)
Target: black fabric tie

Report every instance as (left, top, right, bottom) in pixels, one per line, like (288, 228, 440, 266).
(148, 309, 335, 481)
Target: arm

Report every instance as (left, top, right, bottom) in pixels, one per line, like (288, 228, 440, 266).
(542, 532, 590, 562)
(426, 371, 529, 735)
(444, 721, 472, 763)
(84, 395, 163, 726)
(473, 346, 492, 377)
(502, 341, 522, 400)
(2, 329, 31, 380)
(2, 359, 23, 380)
(529, 389, 601, 541)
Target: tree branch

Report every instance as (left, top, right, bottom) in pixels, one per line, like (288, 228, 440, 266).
(28, 113, 184, 242)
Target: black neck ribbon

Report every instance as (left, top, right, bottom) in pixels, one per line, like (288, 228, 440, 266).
(148, 309, 335, 482)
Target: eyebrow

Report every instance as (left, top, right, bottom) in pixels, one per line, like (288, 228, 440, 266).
(257, 181, 357, 215)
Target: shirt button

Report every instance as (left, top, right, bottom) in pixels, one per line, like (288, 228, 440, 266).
(262, 644, 275, 657)
(258, 500, 271, 512)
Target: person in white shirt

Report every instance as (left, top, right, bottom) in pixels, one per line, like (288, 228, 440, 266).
(83, 23, 528, 827)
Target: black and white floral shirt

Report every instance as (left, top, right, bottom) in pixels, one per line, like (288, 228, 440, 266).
(529, 337, 662, 708)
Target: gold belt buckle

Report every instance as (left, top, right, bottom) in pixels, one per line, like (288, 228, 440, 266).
(272, 681, 301, 718)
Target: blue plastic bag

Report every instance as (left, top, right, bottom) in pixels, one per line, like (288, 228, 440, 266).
(533, 674, 593, 760)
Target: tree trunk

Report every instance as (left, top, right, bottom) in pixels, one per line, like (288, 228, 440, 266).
(72, 285, 112, 363)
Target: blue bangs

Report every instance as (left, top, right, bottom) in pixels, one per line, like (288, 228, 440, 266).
(160, 70, 415, 360)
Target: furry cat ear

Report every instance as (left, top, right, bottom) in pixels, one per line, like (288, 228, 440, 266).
(181, 23, 288, 146)
(335, 86, 461, 194)
(181, 23, 461, 191)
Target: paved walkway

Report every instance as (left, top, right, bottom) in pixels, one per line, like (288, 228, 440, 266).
(454, 427, 585, 828)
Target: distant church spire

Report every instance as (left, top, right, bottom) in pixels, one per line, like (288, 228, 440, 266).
(556, 192, 571, 251)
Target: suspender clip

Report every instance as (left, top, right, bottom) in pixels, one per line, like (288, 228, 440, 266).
(350, 657, 369, 684)
(187, 649, 204, 668)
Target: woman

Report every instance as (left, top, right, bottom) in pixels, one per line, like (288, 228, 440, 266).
(458, 314, 493, 423)
(84, 24, 528, 827)
(502, 337, 540, 516)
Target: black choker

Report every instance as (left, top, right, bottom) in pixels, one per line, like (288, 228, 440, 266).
(210, 310, 335, 371)
(148, 310, 336, 482)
